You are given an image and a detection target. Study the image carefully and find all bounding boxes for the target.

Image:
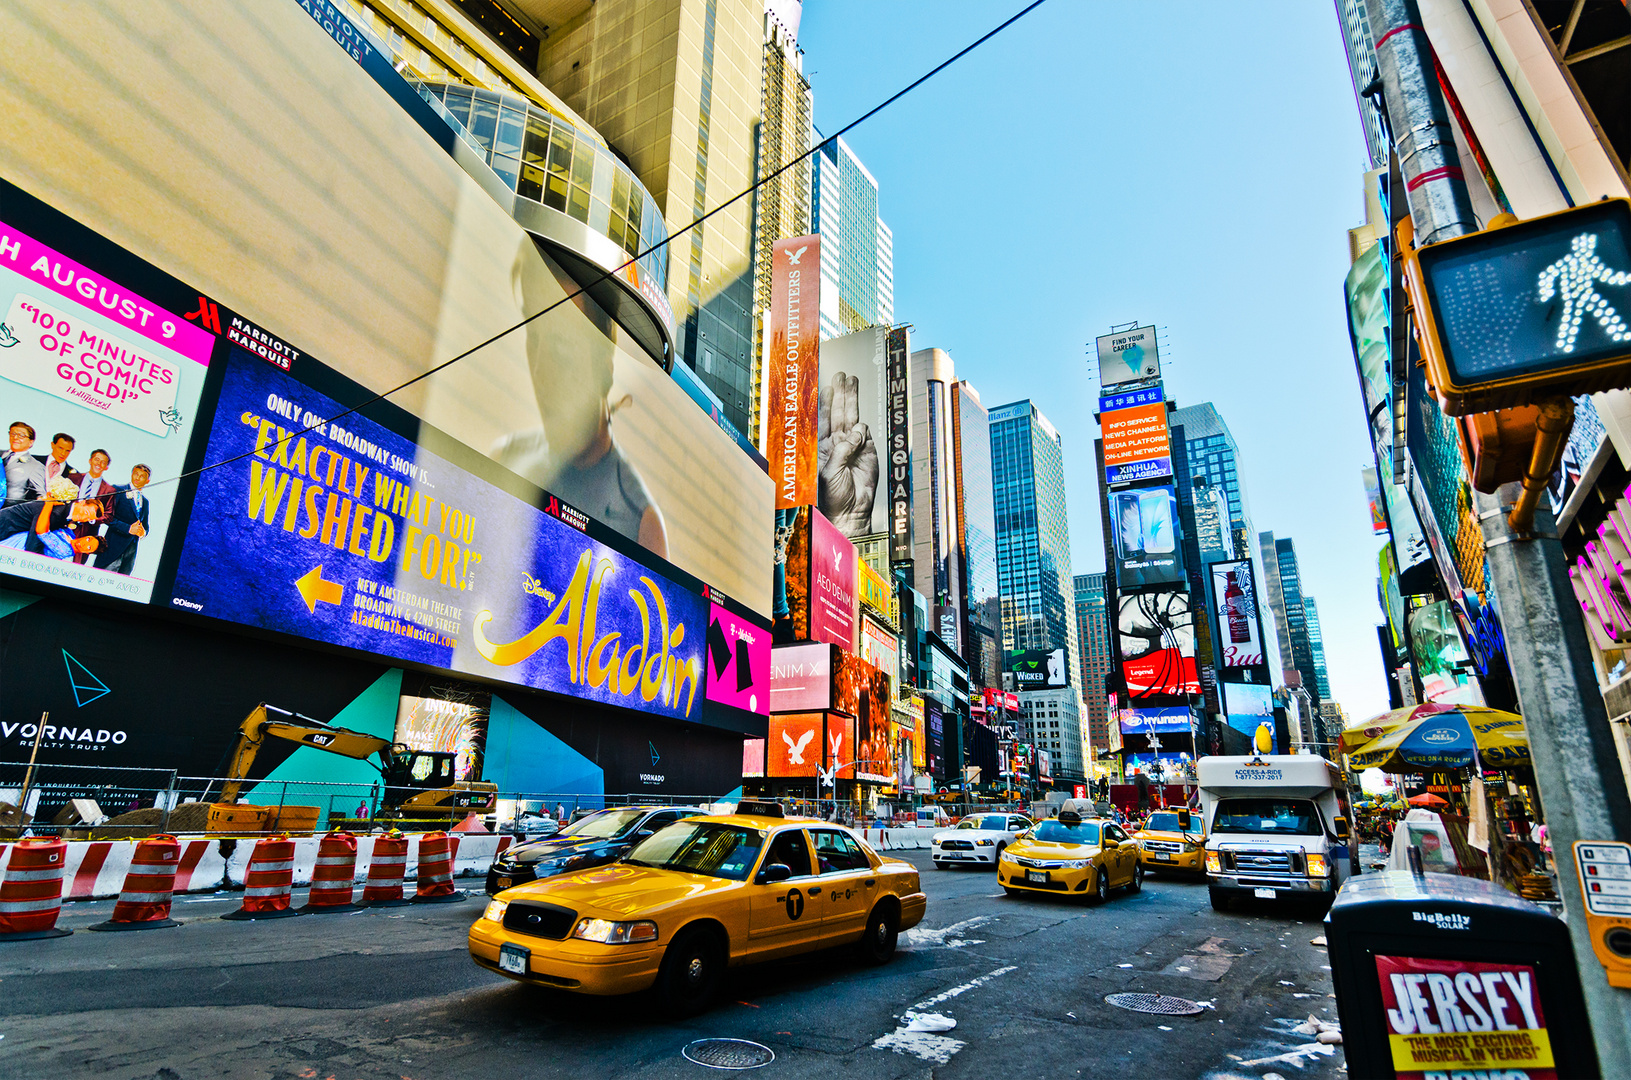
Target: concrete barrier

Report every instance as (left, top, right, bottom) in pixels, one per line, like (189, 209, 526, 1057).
(8, 831, 520, 902)
(860, 827, 940, 851)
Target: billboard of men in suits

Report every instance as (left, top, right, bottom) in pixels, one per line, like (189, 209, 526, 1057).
(95, 464, 150, 575)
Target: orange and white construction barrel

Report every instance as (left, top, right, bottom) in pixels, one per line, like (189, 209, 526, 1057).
(411, 831, 465, 903)
(221, 834, 303, 921)
(361, 831, 410, 907)
(0, 836, 72, 940)
(300, 831, 360, 914)
(89, 834, 181, 932)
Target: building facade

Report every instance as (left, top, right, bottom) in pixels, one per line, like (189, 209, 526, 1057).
(1074, 572, 1112, 755)
(1171, 403, 1254, 566)
(1260, 533, 1329, 722)
(1018, 689, 1086, 781)
(910, 348, 964, 655)
(813, 135, 893, 341)
(953, 381, 1002, 693)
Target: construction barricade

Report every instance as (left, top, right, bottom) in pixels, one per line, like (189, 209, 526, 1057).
(0, 837, 72, 940)
(412, 831, 465, 903)
(361, 831, 410, 907)
(222, 834, 302, 920)
(89, 834, 181, 931)
(300, 831, 360, 914)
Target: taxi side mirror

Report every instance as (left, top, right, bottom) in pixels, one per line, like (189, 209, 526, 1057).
(1177, 810, 1191, 831)
(757, 863, 793, 885)
(1334, 817, 1351, 842)
(1101, 838, 1118, 849)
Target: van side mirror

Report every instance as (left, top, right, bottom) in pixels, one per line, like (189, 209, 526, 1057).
(757, 863, 793, 884)
(1334, 816, 1351, 842)
(1177, 809, 1191, 831)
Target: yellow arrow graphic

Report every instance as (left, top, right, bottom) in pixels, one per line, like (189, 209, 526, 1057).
(295, 564, 344, 613)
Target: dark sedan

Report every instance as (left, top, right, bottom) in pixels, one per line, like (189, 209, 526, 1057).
(484, 805, 704, 895)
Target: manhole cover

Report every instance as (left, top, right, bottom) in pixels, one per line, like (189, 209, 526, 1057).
(682, 1039, 776, 1070)
(1104, 992, 1206, 1016)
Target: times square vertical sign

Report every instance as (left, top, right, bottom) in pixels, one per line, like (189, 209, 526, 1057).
(886, 326, 913, 563)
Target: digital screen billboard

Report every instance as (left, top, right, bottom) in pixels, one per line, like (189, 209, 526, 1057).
(808, 509, 857, 648)
(768, 712, 822, 777)
(1210, 559, 1265, 668)
(395, 693, 488, 781)
(1221, 682, 1275, 737)
(1008, 648, 1068, 689)
(1110, 485, 1184, 588)
(825, 712, 855, 780)
(769, 642, 832, 712)
(1119, 590, 1200, 698)
(1100, 386, 1172, 485)
(817, 326, 887, 539)
(770, 235, 819, 509)
(742, 737, 765, 778)
(1118, 707, 1190, 735)
(705, 603, 771, 716)
(886, 327, 913, 562)
(1095, 325, 1160, 388)
(0, 211, 213, 603)
(169, 348, 763, 730)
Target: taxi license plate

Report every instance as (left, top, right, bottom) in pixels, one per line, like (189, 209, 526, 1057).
(1026, 871, 1048, 883)
(495, 877, 512, 890)
(499, 943, 529, 975)
(1254, 887, 1277, 899)
(1154, 853, 1171, 861)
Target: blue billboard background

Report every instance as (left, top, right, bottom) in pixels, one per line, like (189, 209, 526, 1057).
(171, 349, 731, 726)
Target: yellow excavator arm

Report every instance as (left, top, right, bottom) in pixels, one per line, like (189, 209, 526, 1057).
(218, 703, 393, 805)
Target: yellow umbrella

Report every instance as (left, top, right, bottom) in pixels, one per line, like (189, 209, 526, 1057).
(1338, 703, 1529, 772)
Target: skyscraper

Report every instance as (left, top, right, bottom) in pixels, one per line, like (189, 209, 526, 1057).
(538, 0, 764, 433)
(991, 400, 1086, 779)
(911, 348, 963, 653)
(954, 381, 1002, 692)
(813, 135, 893, 341)
(1304, 596, 1332, 701)
(1260, 533, 1329, 720)
(1170, 403, 1253, 563)
(1074, 572, 1111, 754)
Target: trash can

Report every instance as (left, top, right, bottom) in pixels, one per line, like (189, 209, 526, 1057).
(1327, 870, 1597, 1079)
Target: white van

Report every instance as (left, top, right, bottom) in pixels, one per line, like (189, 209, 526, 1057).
(1196, 755, 1357, 911)
(914, 805, 951, 828)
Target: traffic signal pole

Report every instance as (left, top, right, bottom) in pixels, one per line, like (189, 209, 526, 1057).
(1366, 0, 1631, 1067)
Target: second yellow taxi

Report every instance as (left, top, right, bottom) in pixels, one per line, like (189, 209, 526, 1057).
(469, 800, 927, 1014)
(996, 810, 1142, 902)
(1133, 808, 1207, 874)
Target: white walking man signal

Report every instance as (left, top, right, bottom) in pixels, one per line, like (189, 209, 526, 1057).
(1538, 233, 1631, 353)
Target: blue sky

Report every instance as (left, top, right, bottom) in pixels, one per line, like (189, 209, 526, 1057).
(800, 1, 1390, 720)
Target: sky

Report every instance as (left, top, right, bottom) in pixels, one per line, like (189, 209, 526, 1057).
(799, 1, 1390, 721)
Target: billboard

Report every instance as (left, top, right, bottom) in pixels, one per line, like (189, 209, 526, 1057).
(0, 209, 213, 603)
(816, 326, 886, 539)
(858, 614, 898, 688)
(1095, 325, 1160, 387)
(742, 737, 765, 778)
(886, 327, 913, 562)
(705, 603, 771, 716)
(768, 712, 822, 776)
(1375, 956, 1553, 1077)
(1118, 707, 1191, 735)
(857, 556, 892, 618)
(1221, 682, 1275, 737)
(395, 693, 488, 781)
(769, 642, 832, 712)
(770, 235, 819, 509)
(1119, 590, 1200, 698)
(808, 509, 857, 648)
(1110, 484, 1184, 588)
(1100, 386, 1172, 485)
(169, 349, 766, 730)
(1210, 559, 1265, 668)
(1008, 648, 1068, 689)
(825, 712, 856, 780)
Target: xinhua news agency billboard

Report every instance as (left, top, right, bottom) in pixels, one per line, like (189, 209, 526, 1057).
(1095, 325, 1160, 388)
(1100, 385, 1172, 485)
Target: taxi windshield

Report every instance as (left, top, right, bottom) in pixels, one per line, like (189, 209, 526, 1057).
(559, 809, 645, 839)
(624, 823, 764, 880)
(1144, 812, 1185, 833)
(1213, 798, 1322, 836)
(1033, 820, 1100, 845)
(959, 816, 1008, 831)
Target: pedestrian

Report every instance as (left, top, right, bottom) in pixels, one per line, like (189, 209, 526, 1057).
(355, 801, 369, 820)
(1133, 768, 1152, 815)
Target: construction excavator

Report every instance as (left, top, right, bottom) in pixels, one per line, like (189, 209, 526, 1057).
(206, 703, 496, 834)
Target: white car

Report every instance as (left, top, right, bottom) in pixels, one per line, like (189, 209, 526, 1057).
(931, 813, 1033, 869)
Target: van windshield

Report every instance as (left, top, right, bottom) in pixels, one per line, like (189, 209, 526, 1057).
(1212, 798, 1323, 836)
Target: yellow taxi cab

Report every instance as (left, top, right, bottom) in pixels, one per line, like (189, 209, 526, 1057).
(1133, 808, 1206, 874)
(468, 800, 927, 1015)
(996, 811, 1142, 903)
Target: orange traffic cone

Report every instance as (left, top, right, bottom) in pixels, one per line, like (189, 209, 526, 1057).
(300, 832, 360, 914)
(361, 832, 410, 907)
(411, 831, 465, 903)
(222, 835, 303, 920)
(89, 834, 181, 931)
(0, 837, 72, 940)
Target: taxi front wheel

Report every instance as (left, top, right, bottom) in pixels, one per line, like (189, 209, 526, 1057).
(856, 903, 899, 965)
(1089, 866, 1109, 905)
(656, 926, 726, 1016)
(1128, 862, 1144, 893)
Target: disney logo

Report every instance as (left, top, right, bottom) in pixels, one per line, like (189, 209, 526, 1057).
(521, 573, 556, 604)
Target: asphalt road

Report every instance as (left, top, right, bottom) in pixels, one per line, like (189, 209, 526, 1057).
(0, 851, 1346, 1080)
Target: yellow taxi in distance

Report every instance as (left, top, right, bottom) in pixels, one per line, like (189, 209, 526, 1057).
(996, 812, 1142, 903)
(1134, 809, 1206, 874)
(469, 800, 927, 1015)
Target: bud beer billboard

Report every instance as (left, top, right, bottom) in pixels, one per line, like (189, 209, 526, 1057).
(770, 236, 819, 509)
(1209, 559, 1264, 668)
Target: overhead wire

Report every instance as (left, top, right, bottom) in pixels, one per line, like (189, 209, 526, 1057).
(154, 0, 1051, 491)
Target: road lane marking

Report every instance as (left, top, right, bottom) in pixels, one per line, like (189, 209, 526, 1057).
(872, 965, 1018, 1065)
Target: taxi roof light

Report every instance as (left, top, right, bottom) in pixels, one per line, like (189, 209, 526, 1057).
(734, 799, 786, 818)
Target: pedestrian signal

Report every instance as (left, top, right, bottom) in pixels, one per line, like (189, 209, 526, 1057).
(1400, 199, 1631, 415)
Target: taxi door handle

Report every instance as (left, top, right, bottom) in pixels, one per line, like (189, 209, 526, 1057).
(806, 886, 821, 896)
(865, 879, 876, 886)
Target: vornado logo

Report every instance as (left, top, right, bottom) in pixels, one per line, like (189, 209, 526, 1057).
(2, 721, 128, 748)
